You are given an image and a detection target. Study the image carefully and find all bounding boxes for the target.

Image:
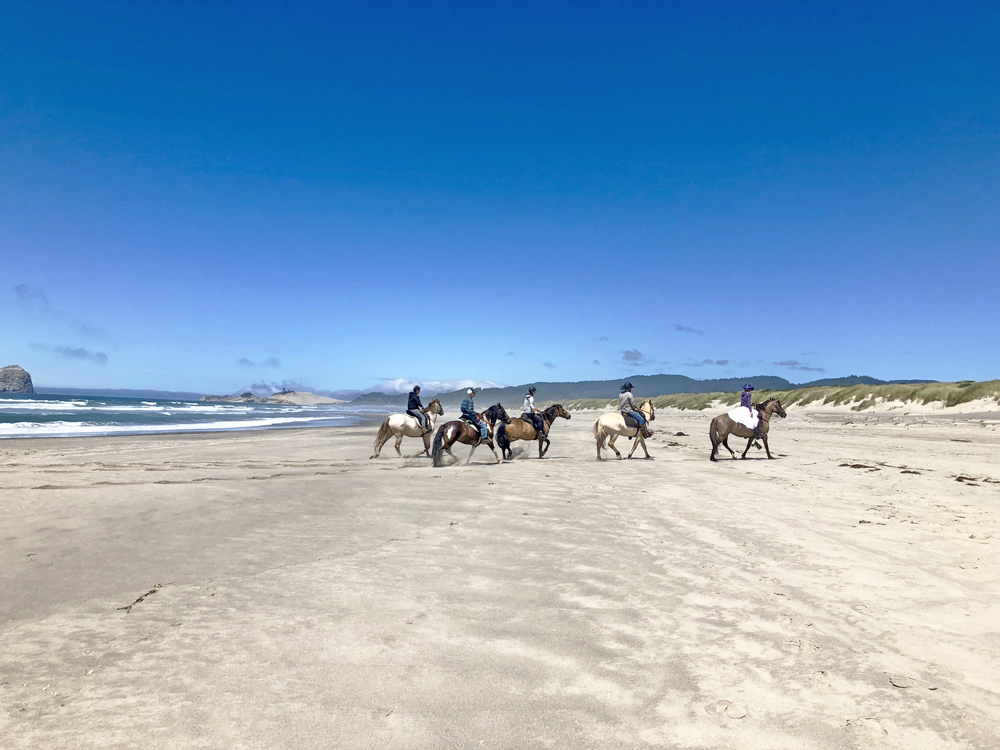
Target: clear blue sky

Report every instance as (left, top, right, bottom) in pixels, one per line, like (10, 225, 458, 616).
(2, 1, 997, 394)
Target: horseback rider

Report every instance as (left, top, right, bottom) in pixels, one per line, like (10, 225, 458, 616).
(460, 388, 489, 443)
(522, 386, 548, 441)
(620, 382, 653, 438)
(407, 385, 430, 435)
(741, 383, 764, 441)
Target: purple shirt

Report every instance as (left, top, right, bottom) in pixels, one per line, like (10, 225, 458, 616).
(741, 391, 752, 409)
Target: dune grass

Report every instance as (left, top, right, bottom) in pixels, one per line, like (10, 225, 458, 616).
(545, 380, 1000, 413)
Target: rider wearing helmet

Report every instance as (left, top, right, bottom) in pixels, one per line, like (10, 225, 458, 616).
(460, 388, 489, 443)
(619, 382, 653, 438)
(407, 385, 430, 434)
(741, 384, 763, 441)
(522, 386, 547, 441)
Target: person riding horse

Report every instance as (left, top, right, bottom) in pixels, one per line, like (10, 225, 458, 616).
(460, 388, 489, 443)
(522, 387, 548, 441)
(407, 385, 431, 435)
(740, 384, 764, 442)
(620, 382, 653, 438)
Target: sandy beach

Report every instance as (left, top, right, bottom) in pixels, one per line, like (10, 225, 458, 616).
(1, 407, 998, 749)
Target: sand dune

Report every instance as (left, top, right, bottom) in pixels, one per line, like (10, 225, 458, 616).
(1, 405, 998, 748)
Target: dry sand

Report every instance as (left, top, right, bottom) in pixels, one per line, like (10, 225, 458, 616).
(1, 406, 998, 749)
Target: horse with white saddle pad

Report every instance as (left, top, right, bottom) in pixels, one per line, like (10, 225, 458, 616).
(709, 397, 786, 461)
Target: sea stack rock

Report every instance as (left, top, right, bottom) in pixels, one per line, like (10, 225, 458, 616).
(0, 364, 35, 394)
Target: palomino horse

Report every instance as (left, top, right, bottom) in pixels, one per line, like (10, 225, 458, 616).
(709, 397, 787, 461)
(370, 398, 445, 459)
(497, 404, 572, 460)
(593, 399, 656, 460)
(431, 403, 510, 467)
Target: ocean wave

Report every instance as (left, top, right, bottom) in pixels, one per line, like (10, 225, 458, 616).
(0, 415, 350, 439)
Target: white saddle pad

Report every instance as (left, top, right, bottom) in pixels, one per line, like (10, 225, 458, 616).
(728, 406, 759, 429)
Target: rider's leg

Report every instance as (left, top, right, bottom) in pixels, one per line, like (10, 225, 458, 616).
(476, 418, 488, 442)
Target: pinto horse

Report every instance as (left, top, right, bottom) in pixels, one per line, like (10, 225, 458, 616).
(497, 404, 572, 460)
(593, 399, 656, 459)
(370, 398, 445, 458)
(709, 397, 787, 461)
(431, 403, 510, 467)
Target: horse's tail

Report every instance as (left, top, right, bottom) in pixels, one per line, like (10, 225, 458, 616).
(370, 418, 392, 459)
(593, 419, 606, 457)
(709, 418, 719, 461)
(431, 426, 447, 468)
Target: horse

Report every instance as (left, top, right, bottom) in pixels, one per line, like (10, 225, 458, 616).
(593, 399, 656, 460)
(496, 404, 572, 459)
(709, 397, 787, 461)
(370, 399, 445, 459)
(431, 403, 510, 467)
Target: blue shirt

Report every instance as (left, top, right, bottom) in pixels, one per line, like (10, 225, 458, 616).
(741, 391, 752, 409)
(461, 397, 476, 418)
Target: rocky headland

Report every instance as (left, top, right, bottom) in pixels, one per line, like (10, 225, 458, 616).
(200, 390, 345, 405)
(0, 365, 34, 394)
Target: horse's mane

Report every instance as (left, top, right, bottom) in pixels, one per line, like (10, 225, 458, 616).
(542, 404, 562, 418)
(757, 397, 776, 408)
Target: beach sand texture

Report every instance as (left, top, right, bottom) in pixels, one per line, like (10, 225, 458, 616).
(1, 407, 998, 749)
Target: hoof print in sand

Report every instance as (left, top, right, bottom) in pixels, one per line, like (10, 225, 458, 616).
(706, 700, 747, 719)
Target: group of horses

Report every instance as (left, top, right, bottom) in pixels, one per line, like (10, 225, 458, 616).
(370, 395, 787, 465)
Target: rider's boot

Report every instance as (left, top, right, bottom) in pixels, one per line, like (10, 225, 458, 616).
(641, 424, 654, 438)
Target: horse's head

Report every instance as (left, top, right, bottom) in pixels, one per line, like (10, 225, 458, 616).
(641, 399, 656, 422)
(757, 398, 786, 418)
(546, 404, 572, 421)
(427, 399, 444, 415)
(495, 402, 511, 424)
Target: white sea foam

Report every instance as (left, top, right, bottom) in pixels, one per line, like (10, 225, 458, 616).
(0, 415, 347, 439)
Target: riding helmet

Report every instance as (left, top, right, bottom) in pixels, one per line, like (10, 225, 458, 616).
(621, 382, 634, 392)
(528, 386, 536, 394)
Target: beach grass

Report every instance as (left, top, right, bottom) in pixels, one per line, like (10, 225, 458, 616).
(541, 379, 1000, 413)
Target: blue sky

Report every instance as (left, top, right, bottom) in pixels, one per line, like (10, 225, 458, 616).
(2, 1, 997, 394)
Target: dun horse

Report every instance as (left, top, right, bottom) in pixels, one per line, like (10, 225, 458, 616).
(431, 403, 510, 467)
(370, 399, 445, 459)
(593, 399, 656, 459)
(709, 397, 787, 461)
(496, 404, 572, 460)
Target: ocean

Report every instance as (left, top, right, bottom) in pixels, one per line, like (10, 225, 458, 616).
(0, 393, 383, 439)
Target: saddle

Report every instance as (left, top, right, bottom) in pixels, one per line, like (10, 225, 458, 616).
(623, 413, 639, 429)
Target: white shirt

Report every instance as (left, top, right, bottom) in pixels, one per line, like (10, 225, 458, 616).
(523, 394, 534, 414)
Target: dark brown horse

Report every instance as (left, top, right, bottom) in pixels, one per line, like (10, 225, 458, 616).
(496, 404, 572, 460)
(709, 397, 786, 461)
(431, 403, 510, 467)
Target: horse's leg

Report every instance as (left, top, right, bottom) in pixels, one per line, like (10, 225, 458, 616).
(608, 435, 622, 459)
(488, 441, 502, 464)
(722, 435, 737, 459)
(422, 433, 431, 456)
(394, 431, 404, 457)
(763, 434, 773, 459)
(466, 444, 478, 465)
(741, 437, 753, 459)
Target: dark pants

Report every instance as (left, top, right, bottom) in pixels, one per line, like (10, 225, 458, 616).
(408, 409, 428, 431)
(524, 412, 546, 438)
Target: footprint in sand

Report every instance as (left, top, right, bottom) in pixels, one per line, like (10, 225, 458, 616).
(705, 700, 748, 719)
(845, 717, 887, 737)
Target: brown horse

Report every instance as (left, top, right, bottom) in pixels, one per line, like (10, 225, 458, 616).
(709, 397, 787, 461)
(431, 403, 510, 467)
(496, 404, 572, 460)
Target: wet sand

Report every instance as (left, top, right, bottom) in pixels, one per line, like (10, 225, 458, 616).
(1, 408, 998, 749)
